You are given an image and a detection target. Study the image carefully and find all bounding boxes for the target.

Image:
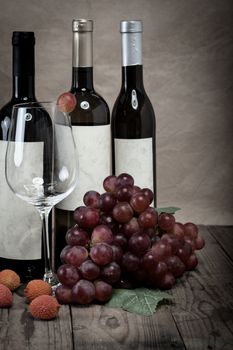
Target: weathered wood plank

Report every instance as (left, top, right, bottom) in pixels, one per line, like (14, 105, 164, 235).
(71, 304, 185, 350)
(0, 286, 73, 350)
(190, 225, 233, 279)
(170, 226, 233, 350)
(207, 225, 233, 261)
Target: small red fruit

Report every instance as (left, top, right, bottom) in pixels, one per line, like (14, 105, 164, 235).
(57, 92, 77, 113)
(0, 269, 20, 291)
(24, 279, 52, 302)
(0, 284, 13, 308)
(29, 295, 60, 320)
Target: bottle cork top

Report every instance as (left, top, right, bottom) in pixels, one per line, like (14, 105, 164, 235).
(120, 20, 143, 33)
(72, 19, 93, 32)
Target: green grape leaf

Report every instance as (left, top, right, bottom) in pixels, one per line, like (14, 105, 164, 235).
(105, 288, 172, 316)
(156, 206, 181, 214)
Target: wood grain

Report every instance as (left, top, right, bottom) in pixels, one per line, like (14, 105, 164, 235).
(170, 225, 233, 350)
(207, 225, 233, 259)
(71, 304, 185, 350)
(0, 286, 73, 350)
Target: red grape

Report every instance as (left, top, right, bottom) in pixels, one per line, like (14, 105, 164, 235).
(116, 173, 134, 188)
(64, 246, 88, 267)
(57, 264, 80, 287)
(103, 175, 117, 193)
(79, 260, 100, 280)
(112, 202, 133, 223)
(111, 244, 123, 264)
(73, 206, 100, 229)
(138, 207, 158, 228)
(169, 222, 185, 239)
(185, 254, 198, 270)
(161, 234, 183, 254)
(94, 280, 112, 302)
(91, 224, 113, 244)
(99, 213, 118, 232)
(122, 217, 140, 238)
(60, 245, 72, 264)
(166, 256, 185, 277)
(152, 240, 172, 262)
(100, 262, 121, 284)
(157, 273, 176, 289)
(158, 213, 175, 231)
(112, 233, 128, 250)
(99, 192, 116, 212)
(122, 252, 140, 271)
(90, 243, 113, 266)
(154, 261, 168, 277)
(141, 188, 154, 204)
(195, 235, 205, 250)
(72, 280, 95, 304)
(65, 226, 89, 247)
(177, 242, 193, 263)
(116, 186, 133, 202)
(83, 190, 100, 208)
(128, 233, 151, 256)
(184, 223, 198, 239)
(130, 193, 150, 213)
(55, 285, 73, 304)
(132, 185, 141, 195)
(57, 91, 77, 113)
(141, 250, 157, 270)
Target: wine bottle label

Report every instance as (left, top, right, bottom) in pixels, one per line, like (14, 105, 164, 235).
(0, 140, 42, 260)
(114, 138, 153, 188)
(56, 125, 111, 210)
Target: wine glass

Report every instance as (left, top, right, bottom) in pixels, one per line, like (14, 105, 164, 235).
(5, 101, 78, 286)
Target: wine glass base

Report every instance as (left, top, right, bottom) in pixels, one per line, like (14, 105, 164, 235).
(43, 270, 59, 288)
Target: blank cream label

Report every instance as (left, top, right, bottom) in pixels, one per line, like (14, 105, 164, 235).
(115, 138, 153, 189)
(0, 140, 42, 260)
(57, 125, 111, 211)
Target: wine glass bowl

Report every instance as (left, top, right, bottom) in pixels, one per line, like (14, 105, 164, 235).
(5, 101, 78, 286)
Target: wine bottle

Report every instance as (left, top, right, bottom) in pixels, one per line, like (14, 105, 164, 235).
(54, 19, 111, 270)
(111, 20, 156, 205)
(0, 32, 45, 281)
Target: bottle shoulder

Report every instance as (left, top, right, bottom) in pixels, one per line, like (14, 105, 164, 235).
(0, 96, 38, 120)
(70, 89, 110, 125)
(111, 87, 156, 139)
(112, 87, 155, 119)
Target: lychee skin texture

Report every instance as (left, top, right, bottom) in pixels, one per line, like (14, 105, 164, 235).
(0, 283, 13, 308)
(29, 295, 60, 320)
(0, 269, 20, 291)
(24, 280, 52, 302)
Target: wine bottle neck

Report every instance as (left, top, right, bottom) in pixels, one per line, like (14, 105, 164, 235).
(12, 75, 35, 99)
(71, 26, 94, 90)
(12, 32, 36, 100)
(121, 31, 142, 67)
(72, 29, 93, 67)
(71, 67, 94, 90)
(122, 65, 144, 89)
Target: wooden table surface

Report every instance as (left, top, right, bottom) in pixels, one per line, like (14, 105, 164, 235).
(0, 225, 233, 350)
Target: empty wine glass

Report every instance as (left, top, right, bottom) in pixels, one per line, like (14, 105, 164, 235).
(5, 101, 78, 286)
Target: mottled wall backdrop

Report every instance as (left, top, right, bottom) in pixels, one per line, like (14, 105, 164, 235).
(0, 0, 233, 224)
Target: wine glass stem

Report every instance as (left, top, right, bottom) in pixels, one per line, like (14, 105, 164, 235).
(41, 210, 51, 274)
(40, 210, 58, 286)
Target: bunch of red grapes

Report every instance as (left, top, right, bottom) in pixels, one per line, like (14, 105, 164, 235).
(55, 173, 205, 305)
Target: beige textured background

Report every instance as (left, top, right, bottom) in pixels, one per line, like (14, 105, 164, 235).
(0, 0, 233, 224)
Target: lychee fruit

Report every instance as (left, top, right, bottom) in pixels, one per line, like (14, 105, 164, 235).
(29, 295, 60, 320)
(24, 279, 52, 303)
(0, 283, 13, 308)
(0, 269, 20, 291)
